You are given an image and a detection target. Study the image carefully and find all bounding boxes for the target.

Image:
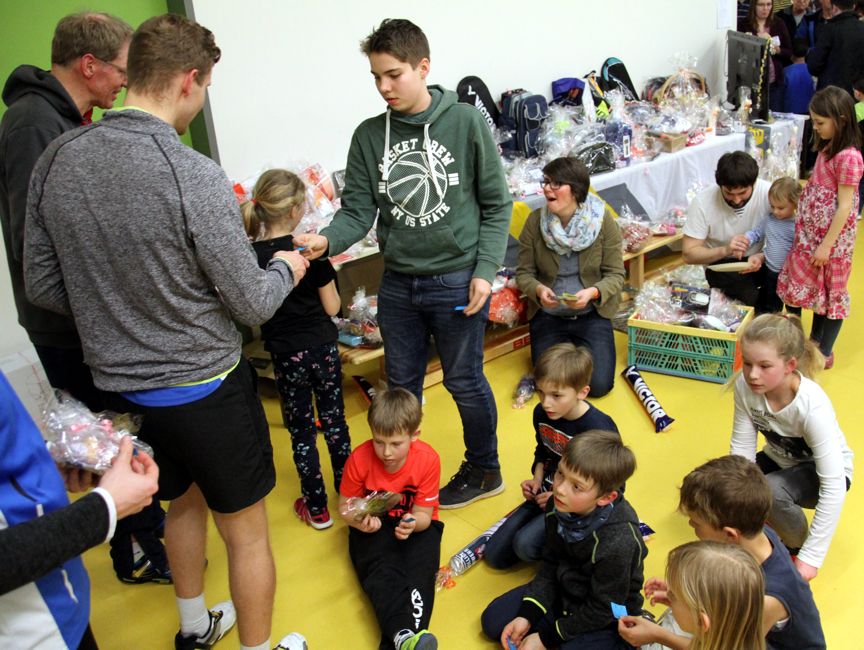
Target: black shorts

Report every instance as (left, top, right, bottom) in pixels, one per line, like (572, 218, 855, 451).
(104, 359, 275, 514)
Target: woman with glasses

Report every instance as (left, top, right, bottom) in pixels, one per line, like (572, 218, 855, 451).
(515, 157, 625, 396)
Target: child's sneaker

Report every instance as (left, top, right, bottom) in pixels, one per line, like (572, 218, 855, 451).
(174, 601, 236, 649)
(118, 557, 173, 585)
(397, 629, 438, 650)
(274, 632, 308, 649)
(439, 461, 504, 509)
(824, 352, 834, 370)
(294, 496, 333, 530)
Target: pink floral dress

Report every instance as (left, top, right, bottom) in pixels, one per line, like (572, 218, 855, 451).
(777, 147, 864, 318)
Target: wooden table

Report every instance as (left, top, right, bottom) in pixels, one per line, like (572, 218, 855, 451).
(622, 231, 683, 288)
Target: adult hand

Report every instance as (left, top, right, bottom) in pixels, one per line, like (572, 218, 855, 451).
(521, 478, 541, 502)
(98, 437, 159, 519)
(794, 557, 819, 582)
(292, 233, 328, 260)
(273, 250, 310, 283)
(535, 284, 558, 309)
(810, 242, 831, 268)
(463, 277, 491, 316)
(727, 234, 750, 260)
(741, 253, 765, 274)
(60, 466, 98, 492)
(618, 616, 662, 647)
(534, 491, 552, 509)
(644, 577, 671, 606)
(501, 617, 531, 649)
(394, 513, 416, 540)
(562, 288, 595, 310)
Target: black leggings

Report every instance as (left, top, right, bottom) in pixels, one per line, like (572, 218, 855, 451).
(810, 314, 843, 356)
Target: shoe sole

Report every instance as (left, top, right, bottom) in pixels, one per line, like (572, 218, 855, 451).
(293, 502, 334, 530)
(438, 481, 505, 510)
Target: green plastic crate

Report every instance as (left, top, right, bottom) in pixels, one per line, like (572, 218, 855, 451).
(626, 306, 754, 383)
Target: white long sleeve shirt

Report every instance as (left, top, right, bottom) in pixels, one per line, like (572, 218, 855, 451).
(731, 373, 853, 568)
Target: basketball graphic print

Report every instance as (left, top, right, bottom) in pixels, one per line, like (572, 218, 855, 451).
(386, 151, 449, 217)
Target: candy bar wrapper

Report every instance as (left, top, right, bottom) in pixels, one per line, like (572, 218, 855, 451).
(622, 365, 674, 432)
(340, 491, 402, 522)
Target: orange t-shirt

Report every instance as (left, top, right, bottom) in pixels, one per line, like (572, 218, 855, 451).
(340, 439, 441, 520)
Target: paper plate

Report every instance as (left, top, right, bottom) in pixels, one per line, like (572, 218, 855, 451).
(707, 261, 752, 272)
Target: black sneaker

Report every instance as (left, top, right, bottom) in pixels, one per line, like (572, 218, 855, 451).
(174, 601, 236, 649)
(438, 461, 504, 509)
(118, 557, 173, 585)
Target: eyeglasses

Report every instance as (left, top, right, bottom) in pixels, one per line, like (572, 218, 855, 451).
(95, 57, 127, 78)
(541, 179, 563, 190)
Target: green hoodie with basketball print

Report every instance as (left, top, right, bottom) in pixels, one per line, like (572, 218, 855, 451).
(320, 86, 512, 283)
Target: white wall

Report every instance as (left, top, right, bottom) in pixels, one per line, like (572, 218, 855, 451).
(194, 0, 737, 180)
(0, 0, 737, 357)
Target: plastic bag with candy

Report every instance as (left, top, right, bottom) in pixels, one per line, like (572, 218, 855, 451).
(618, 204, 652, 253)
(41, 391, 153, 474)
(512, 374, 536, 409)
(340, 491, 402, 521)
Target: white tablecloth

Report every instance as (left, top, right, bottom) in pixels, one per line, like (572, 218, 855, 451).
(523, 132, 746, 216)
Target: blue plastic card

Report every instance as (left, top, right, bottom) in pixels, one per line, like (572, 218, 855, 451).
(611, 602, 628, 619)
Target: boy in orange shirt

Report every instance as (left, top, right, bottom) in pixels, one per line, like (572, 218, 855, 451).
(339, 388, 443, 650)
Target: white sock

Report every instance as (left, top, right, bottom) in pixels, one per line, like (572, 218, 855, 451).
(240, 642, 269, 650)
(177, 594, 210, 637)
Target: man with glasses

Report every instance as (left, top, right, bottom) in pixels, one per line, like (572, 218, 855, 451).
(0, 12, 174, 588)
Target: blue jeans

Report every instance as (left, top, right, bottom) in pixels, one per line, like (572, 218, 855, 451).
(483, 501, 547, 569)
(529, 310, 616, 397)
(377, 268, 499, 469)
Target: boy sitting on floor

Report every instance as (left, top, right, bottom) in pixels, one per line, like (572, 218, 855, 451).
(481, 430, 646, 650)
(339, 388, 443, 650)
(618, 454, 826, 649)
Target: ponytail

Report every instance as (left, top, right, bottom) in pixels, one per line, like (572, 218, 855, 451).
(740, 313, 824, 378)
(242, 169, 307, 241)
(241, 200, 261, 238)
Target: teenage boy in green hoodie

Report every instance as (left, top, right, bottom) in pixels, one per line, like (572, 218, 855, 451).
(296, 18, 512, 509)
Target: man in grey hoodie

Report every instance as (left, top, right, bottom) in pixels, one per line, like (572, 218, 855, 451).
(24, 13, 308, 650)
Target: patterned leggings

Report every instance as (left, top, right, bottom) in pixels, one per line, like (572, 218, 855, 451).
(272, 342, 351, 514)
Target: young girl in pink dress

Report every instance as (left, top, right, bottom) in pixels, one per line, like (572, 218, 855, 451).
(777, 86, 864, 369)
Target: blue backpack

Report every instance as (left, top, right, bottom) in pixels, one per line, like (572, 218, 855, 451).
(498, 90, 548, 158)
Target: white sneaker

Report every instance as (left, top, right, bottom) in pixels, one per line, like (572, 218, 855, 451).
(274, 632, 308, 650)
(174, 601, 237, 649)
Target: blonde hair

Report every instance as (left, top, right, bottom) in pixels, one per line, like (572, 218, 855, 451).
(740, 313, 824, 378)
(768, 176, 802, 206)
(241, 169, 307, 239)
(666, 541, 766, 650)
(367, 388, 422, 438)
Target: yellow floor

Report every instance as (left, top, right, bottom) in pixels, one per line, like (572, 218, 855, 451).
(85, 254, 862, 648)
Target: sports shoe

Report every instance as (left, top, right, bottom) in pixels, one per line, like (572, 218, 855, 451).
(438, 462, 504, 509)
(823, 352, 834, 370)
(294, 496, 333, 530)
(174, 601, 237, 649)
(118, 557, 173, 585)
(274, 632, 308, 649)
(397, 629, 438, 650)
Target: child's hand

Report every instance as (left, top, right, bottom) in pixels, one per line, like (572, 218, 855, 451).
(521, 479, 541, 502)
(395, 514, 416, 540)
(292, 233, 328, 260)
(536, 285, 558, 308)
(644, 577, 670, 606)
(618, 616, 662, 646)
(728, 234, 750, 259)
(742, 253, 764, 274)
(517, 632, 546, 650)
(357, 514, 382, 534)
(794, 557, 819, 582)
(811, 242, 831, 268)
(534, 491, 553, 509)
(501, 617, 531, 648)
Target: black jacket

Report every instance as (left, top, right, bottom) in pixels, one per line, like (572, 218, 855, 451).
(517, 496, 647, 647)
(807, 11, 864, 95)
(0, 65, 84, 347)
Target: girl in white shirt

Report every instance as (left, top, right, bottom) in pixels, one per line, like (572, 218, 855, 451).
(731, 313, 853, 582)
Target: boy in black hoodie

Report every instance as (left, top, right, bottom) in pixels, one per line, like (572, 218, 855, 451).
(481, 430, 646, 650)
(295, 19, 512, 509)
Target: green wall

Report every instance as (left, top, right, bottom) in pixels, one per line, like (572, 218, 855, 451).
(0, 1, 198, 148)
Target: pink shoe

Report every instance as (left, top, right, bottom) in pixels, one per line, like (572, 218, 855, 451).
(824, 353, 834, 370)
(293, 497, 333, 530)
